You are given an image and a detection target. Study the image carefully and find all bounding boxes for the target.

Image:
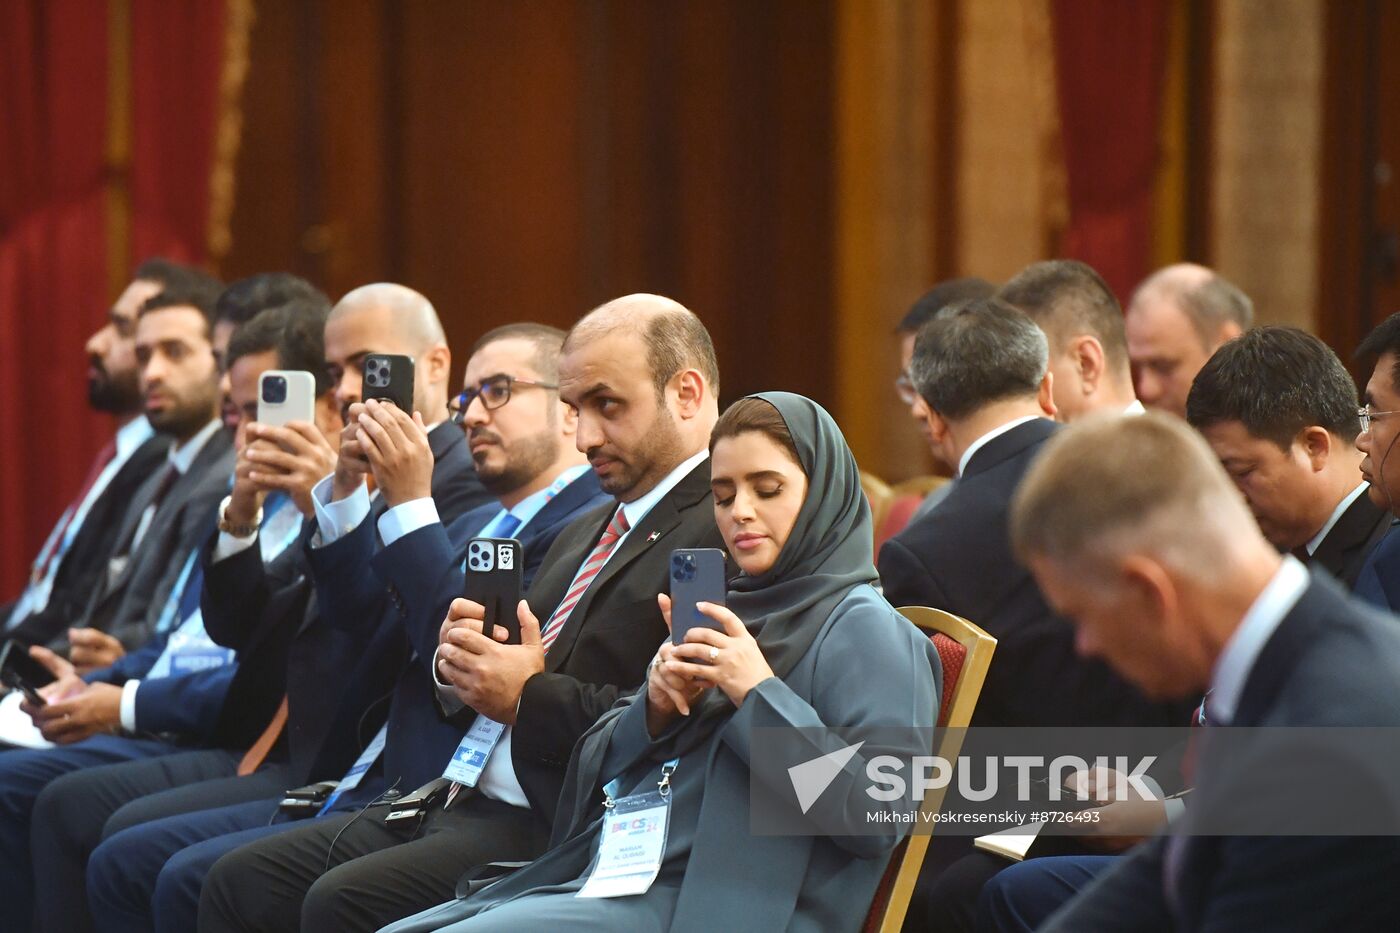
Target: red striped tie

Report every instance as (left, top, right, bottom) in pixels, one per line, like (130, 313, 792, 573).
(539, 506, 630, 652)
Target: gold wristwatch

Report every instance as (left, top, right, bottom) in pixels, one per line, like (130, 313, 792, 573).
(217, 495, 262, 537)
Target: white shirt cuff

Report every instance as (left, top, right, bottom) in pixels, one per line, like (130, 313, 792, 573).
(377, 497, 441, 548)
(431, 645, 466, 715)
(311, 474, 369, 545)
(212, 530, 258, 562)
(120, 680, 141, 732)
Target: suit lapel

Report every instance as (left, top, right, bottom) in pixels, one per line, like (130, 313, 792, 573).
(960, 418, 1058, 479)
(1230, 578, 1340, 726)
(1310, 492, 1390, 585)
(543, 459, 711, 671)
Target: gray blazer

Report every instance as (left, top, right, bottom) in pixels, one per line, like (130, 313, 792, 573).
(77, 428, 234, 650)
(383, 583, 940, 933)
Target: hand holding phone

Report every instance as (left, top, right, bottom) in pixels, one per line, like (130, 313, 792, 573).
(257, 370, 317, 427)
(669, 549, 727, 647)
(362, 354, 415, 413)
(463, 538, 524, 644)
(0, 640, 56, 707)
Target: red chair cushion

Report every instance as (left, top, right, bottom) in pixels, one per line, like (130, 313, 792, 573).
(931, 632, 965, 728)
(875, 493, 924, 551)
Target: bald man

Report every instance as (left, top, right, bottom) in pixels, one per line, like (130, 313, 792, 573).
(199, 294, 727, 933)
(1000, 413, 1400, 932)
(1125, 264, 1253, 417)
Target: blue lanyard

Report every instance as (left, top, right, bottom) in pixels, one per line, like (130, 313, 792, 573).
(604, 758, 679, 807)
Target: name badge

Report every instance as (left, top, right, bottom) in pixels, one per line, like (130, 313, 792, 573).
(320, 724, 387, 814)
(577, 759, 678, 900)
(442, 715, 506, 786)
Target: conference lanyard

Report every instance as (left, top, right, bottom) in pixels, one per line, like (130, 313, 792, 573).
(577, 758, 680, 899)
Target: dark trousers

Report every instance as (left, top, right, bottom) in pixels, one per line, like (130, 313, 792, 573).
(199, 792, 546, 933)
(0, 734, 176, 932)
(89, 797, 285, 933)
(975, 855, 1116, 932)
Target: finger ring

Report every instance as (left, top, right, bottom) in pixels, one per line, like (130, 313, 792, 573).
(709, 646, 719, 661)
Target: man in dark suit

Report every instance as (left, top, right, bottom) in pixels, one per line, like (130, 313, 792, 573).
(7, 300, 336, 933)
(2, 259, 216, 650)
(1351, 313, 1400, 610)
(991, 412, 1400, 932)
(199, 294, 727, 933)
(1187, 325, 1388, 588)
(879, 298, 1184, 730)
(77, 320, 607, 932)
(0, 275, 238, 931)
(877, 299, 1188, 933)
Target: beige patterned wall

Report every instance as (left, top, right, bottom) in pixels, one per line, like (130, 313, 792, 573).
(1211, 0, 1324, 330)
(955, 0, 1064, 281)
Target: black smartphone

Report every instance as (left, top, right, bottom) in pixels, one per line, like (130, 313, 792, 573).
(362, 353, 415, 412)
(669, 548, 727, 646)
(464, 538, 524, 645)
(0, 639, 55, 706)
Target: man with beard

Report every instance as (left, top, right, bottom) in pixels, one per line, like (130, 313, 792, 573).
(3, 259, 214, 650)
(80, 323, 608, 933)
(198, 295, 725, 933)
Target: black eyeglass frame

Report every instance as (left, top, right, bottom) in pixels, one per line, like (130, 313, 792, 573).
(448, 375, 559, 423)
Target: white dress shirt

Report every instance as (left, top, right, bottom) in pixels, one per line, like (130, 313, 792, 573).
(1207, 556, 1310, 725)
(957, 416, 1044, 477)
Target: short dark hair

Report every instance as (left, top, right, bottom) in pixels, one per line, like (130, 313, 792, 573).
(911, 297, 1048, 420)
(225, 299, 333, 395)
(132, 257, 216, 293)
(1357, 313, 1400, 397)
(1186, 326, 1360, 447)
(897, 277, 997, 334)
(710, 396, 802, 469)
(138, 275, 225, 337)
(642, 311, 721, 400)
(999, 260, 1128, 370)
(215, 273, 329, 327)
(471, 323, 567, 383)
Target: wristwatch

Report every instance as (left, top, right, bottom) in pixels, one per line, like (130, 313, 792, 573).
(218, 495, 262, 538)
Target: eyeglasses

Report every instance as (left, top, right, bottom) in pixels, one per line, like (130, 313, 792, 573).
(1358, 405, 1400, 434)
(895, 371, 918, 406)
(448, 375, 558, 424)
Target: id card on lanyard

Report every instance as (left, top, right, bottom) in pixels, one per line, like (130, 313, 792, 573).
(576, 758, 679, 899)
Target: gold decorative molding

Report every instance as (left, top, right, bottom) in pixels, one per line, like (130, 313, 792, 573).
(207, 0, 256, 268)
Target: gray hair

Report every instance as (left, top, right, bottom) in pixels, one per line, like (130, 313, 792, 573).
(910, 297, 1048, 421)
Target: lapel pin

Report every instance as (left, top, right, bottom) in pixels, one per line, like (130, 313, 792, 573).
(646, 531, 661, 543)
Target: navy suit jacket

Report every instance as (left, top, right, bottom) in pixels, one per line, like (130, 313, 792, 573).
(303, 469, 609, 804)
(199, 423, 485, 774)
(1045, 574, 1400, 933)
(879, 418, 1190, 728)
(79, 429, 235, 652)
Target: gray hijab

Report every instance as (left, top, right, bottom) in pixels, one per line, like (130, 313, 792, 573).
(589, 390, 877, 768)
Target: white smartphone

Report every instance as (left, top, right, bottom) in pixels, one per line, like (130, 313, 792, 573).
(257, 370, 317, 427)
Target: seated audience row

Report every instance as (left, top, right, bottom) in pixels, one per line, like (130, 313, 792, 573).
(0, 251, 1396, 933)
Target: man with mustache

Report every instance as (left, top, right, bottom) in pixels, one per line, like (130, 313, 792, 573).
(3, 259, 213, 652)
(198, 295, 726, 933)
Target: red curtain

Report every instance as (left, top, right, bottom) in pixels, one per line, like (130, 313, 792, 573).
(130, 0, 227, 263)
(1050, 0, 1170, 301)
(0, 0, 112, 598)
(0, 0, 228, 598)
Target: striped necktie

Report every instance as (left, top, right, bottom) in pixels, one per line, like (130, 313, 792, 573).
(539, 506, 629, 652)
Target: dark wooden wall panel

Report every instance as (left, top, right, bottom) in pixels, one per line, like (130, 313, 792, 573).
(224, 0, 837, 403)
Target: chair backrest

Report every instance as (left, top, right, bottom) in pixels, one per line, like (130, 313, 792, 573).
(891, 475, 950, 500)
(874, 476, 952, 551)
(861, 606, 997, 933)
(859, 470, 894, 539)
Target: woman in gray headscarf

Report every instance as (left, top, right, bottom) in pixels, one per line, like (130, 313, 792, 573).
(382, 392, 940, 933)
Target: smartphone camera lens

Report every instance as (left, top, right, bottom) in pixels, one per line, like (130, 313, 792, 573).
(262, 375, 287, 404)
(366, 358, 389, 388)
